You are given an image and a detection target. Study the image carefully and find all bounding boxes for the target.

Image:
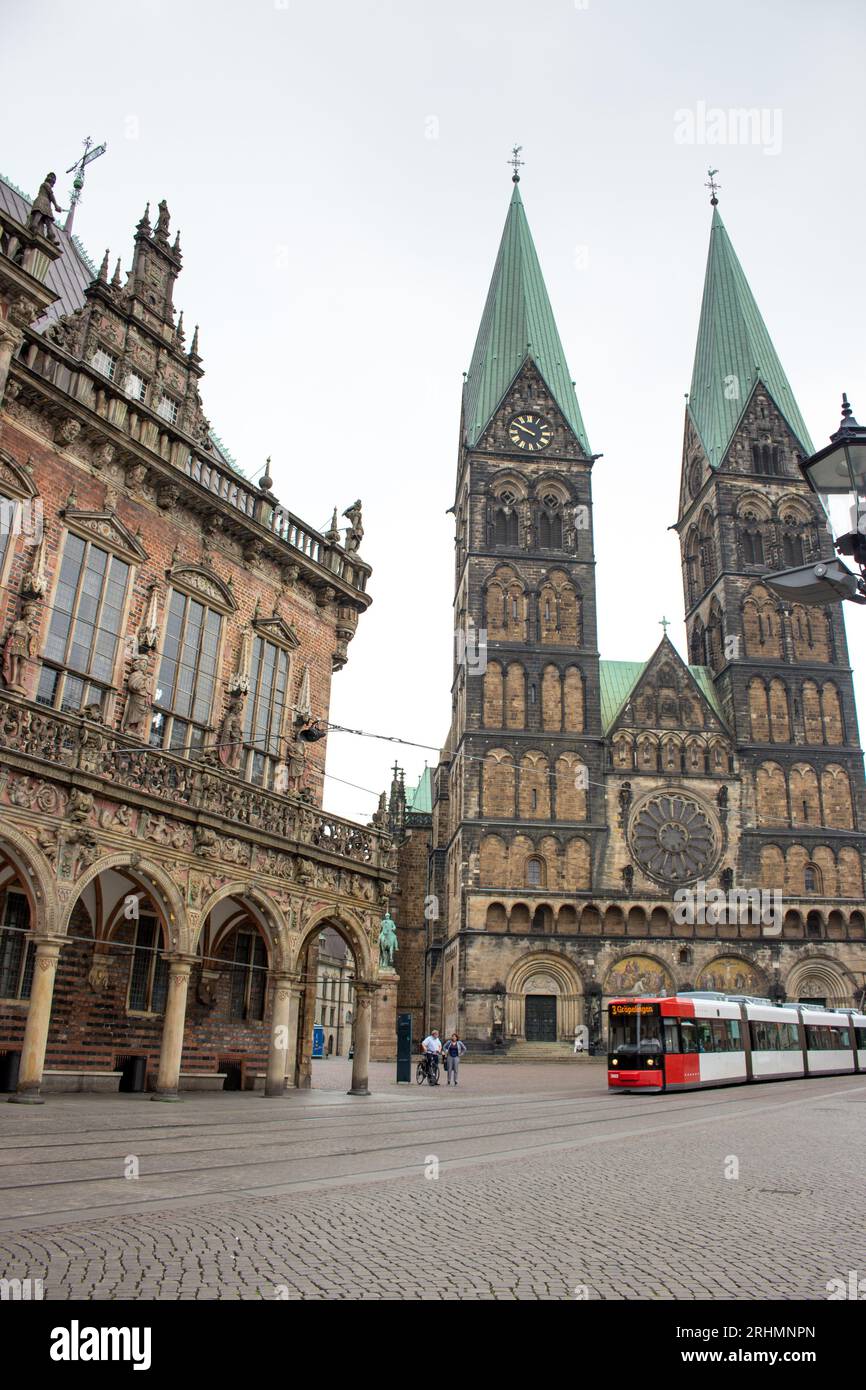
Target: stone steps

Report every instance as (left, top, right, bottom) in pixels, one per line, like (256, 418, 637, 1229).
(474, 1042, 603, 1064)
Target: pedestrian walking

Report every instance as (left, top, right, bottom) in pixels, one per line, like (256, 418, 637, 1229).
(443, 1032, 466, 1085)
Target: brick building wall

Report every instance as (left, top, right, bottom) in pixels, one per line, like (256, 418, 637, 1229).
(0, 178, 392, 1095)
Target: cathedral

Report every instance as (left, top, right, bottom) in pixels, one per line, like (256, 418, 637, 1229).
(386, 173, 866, 1053)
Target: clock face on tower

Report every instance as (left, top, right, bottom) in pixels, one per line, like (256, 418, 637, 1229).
(508, 413, 551, 452)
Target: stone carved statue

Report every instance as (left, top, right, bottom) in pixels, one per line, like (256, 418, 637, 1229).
(1, 606, 36, 692)
(154, 199, 171, 240)
(122, 656, 151, 735)
(377, 911, 398, 970)
(28, 173, 62, 241)
(217, 696, 244, 772)
(343, 499, 363, 554)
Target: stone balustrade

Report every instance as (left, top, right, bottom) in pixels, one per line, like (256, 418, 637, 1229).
(0, 692, 390, 869)
(10, 333, 368, 595)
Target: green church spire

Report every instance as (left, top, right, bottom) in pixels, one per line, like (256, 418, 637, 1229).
(688, 206, 813, 469)
(463, 183, 591, 454)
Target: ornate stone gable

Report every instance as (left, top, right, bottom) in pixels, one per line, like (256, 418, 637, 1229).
(609, 637, 729, 741)
(167, 562, 236, 612)
(62, 507, 147, 564)
(473, 360, 590, 461)
(253, 612, 299, 649)
(0, 449, 38, 498)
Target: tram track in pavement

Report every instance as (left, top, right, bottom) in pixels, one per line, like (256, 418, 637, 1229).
(0, 1076, 851, 1170)
(3, 1068, 859, 1153)
(0, 1074, 861, 1232)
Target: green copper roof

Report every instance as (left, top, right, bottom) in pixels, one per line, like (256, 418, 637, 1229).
(463, 184, 591, 454)
(406, 765, 432, 815)
(599, 660, 648, 731)
(688, 208, 813, 469)
(599, 658, 723, 732)
(688, 665, 723, 719)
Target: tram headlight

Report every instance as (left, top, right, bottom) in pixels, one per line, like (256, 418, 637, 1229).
(646, 1058, 654, 1066)
(611, 1059, 618, 1066)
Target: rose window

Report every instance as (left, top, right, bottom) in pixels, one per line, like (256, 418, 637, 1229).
(628, 793, 719, 885)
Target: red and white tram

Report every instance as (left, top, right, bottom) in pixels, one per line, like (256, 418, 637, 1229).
(607, 992, 866, 1092)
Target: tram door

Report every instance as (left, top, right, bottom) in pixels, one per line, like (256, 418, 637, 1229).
(525, 994, 557, 1042)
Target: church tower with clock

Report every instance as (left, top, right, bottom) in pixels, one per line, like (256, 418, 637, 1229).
(391, 174, 866, 1053)
(438, 171, 606, 1046)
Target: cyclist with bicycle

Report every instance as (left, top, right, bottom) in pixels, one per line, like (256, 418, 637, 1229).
(420, 1029, 442, 1085)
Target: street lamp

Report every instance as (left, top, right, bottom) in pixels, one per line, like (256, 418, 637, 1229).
(763, 395, 866, 607)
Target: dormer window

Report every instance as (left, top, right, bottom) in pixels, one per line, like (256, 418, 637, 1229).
(157, 393, 179, 425)
(125, 370, 147, 403)
(91, 347, 118, 381)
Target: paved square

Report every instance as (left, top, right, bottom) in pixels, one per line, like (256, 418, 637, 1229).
(1, 1062, 864, 1300)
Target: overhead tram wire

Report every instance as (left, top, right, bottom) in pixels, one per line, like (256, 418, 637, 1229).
(19, 705, 616, 802)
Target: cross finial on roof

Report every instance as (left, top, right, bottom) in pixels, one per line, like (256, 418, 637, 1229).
(659, 615, 671, 635)
(508, 144, 524, 183)
(705, 168, 721, 206)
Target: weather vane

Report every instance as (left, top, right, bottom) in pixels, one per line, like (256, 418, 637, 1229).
(509, 144, 524, 182)
(64, 135, 108, 233)
(705, 167, 721, 206)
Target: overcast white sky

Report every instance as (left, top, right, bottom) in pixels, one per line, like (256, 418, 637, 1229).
(3, 0, 865, 820)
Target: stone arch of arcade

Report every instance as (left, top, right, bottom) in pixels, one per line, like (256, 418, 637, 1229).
(291, 907, 379, 1095)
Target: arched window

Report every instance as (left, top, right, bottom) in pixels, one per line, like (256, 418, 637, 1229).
(229, 930, 268, 1021)
(782, 517, 805, 567)
(741, 512, 764, 565)
(806, 911, 823, 939)
(685, 528, 700, 604)
(493, 489, 519, 546)
(539, 493, 563, 549)
(0, 889, 34, 1000)
(804, 864, 822, 894)
(698, 512, 716, 589)
(526, 856, 545, 888)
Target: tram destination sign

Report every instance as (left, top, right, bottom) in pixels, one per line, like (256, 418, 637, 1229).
(610, 1002, 657, 1016)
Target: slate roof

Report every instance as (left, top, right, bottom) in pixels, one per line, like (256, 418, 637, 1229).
(0, 176, 94, 328)
(462, 183, 591, 454)
(688, 207, 813, 468)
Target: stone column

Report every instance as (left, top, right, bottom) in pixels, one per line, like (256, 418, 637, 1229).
(265, 973, 299, 1097)
(284, 981, 302, 1088)
(348, 980, 377, 1096)
(151, 955, 195, 1101)
(8, 936, 64, 1105)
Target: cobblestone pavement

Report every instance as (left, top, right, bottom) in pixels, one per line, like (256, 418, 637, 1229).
(1, 1065, 864, 1300)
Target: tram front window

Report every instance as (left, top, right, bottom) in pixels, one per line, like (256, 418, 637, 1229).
(609, 1006, 662, 1057)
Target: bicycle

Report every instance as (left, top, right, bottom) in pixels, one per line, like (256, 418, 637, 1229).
(416, 1052, 440, 1086)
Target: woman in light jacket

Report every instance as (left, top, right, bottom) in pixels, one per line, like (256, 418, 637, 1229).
(443, 1033, 466, 1086)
